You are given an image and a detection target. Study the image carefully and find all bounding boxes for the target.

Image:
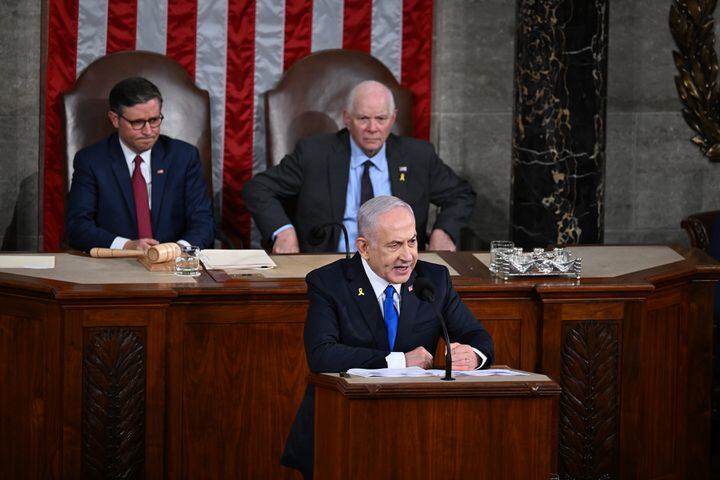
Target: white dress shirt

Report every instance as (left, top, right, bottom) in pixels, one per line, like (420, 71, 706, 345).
(360, 257, 406, 368)
(110, 140, 152, 249)
(360, 257, 487, 369)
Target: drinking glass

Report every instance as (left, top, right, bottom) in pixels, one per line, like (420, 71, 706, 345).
(175, 245, 201, 276)
(489, 240, 514, 274)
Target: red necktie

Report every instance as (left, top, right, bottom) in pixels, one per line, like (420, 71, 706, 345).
(132, 156, 153, 239)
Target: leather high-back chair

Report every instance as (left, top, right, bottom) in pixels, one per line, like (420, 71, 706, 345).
(62, 50, 212, 195)
(680, 213, 720, 446)
(681, 210, 720, 251)
(264, 49, 413, 167)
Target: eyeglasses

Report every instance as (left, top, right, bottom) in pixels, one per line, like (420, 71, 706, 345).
(119, 113, 164, 130)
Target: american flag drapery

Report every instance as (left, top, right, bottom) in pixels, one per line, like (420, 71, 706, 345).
(43, 0, 434, 251)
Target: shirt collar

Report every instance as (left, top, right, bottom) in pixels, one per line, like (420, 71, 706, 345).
(349, 136, 387, 172)
(118, 137, 152, 167)
(360, 256, 401, 299)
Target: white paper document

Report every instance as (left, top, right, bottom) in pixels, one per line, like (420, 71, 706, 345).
(0, 255, 55, 269)
(346, 367, 529, 378)
(200, 249, 277, 269)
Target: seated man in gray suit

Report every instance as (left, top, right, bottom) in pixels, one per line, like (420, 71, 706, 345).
(243, 80, 476, 253)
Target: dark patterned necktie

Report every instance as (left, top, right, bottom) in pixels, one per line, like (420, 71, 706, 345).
(360, 160, 374, 206)
(132, 156, 153, 239)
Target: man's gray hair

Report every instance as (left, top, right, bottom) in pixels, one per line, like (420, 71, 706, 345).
(345, 80, 396, 113)
(358, 195, 414, 242)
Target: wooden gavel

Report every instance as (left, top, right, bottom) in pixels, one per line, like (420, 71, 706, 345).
(89, 242, 182, 264)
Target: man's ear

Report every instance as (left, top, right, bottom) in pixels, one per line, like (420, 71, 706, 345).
(356, 236, 370, 258)
(108, 110, 120, 129)
(342, 110, 351, 128)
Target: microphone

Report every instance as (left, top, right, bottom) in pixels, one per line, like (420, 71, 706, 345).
(412, 277, 454, 381)
(308, 222, 350, 259)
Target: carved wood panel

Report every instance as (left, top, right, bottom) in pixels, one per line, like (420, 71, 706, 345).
(82, 327, 146, 480)
(0, 305, 50, 480)
(465, 299, 538, 371)
(559, 321, 619, 480)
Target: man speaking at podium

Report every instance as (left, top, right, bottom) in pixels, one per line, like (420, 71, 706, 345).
(281, 196, 494, 479)
(65, 77, 214, 252)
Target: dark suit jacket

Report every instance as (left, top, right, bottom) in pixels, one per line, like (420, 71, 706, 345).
(281, 254, 494, 478)
(65, 133, 214, 251)
(243, 129, 476, 251)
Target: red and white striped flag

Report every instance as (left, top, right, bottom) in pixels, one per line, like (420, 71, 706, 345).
(43, 0, 434, 251)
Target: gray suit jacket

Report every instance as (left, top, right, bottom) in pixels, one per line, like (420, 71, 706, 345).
(243, 129, 476, 251)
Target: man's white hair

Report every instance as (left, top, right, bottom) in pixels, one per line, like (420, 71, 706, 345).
(358, 195, 414, 242)
(345, 80, 396, 113)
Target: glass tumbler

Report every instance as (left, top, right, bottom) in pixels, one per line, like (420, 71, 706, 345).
(175, 245, 201, 277)
(489, 240, 515, 274)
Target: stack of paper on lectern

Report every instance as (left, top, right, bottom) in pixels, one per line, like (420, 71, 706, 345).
(346, 367, 529, 378)
(200, 249, 277, 270)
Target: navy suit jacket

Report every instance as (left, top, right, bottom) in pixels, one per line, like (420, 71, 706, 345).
(282, 254, 494, 477)
(243, 129, 476, 251)
(65, 133, 214, 251)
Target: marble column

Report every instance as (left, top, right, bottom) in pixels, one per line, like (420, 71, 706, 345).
(511, 0, 608, 248)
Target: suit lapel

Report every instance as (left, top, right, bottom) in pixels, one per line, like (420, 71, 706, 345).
(386, 135, 408, 200)
(109, 134, 137, 228)
(396, 269, 419, 350)
(345, 255, 389, 350)
(327, 130, 351, 224)
(150, 138, 168, 229)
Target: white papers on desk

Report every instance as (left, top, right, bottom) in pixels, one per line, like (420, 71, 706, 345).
(439, 368, 529, 377)
(348, 367, 435, 377)
(200, 249, 277, 269)
(0, 255, 55, 269)
(346, 367, 529, 378)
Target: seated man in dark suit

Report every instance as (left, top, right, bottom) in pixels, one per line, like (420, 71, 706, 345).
(243, 80, 476, 253)
(281, 195, 494, 479)
(65, 77, 214, 252)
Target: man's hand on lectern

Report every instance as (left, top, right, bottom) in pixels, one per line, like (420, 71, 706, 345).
(405, 346, 434, 369)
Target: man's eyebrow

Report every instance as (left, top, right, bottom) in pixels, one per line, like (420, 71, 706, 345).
(384, 235, 417, 245)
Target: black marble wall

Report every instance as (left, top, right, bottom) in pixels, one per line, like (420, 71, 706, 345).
(511, 0, 608, 248)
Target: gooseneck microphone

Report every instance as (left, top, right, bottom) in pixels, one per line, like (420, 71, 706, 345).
(308, 223, 350, 259)
(412, 277, 454, 381)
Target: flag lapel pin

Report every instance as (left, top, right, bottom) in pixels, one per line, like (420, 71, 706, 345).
(399, 166, 407, 182)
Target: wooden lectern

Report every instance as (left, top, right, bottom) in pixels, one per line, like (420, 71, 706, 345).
(311, 371, 561, 479)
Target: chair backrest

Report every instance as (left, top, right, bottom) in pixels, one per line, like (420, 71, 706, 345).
(264, 49, 414, 167)
(681, 210, 720, 252)
(62, 50, 212, 194)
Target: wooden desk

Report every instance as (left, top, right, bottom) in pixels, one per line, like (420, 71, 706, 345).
(0, 247, 717, 479)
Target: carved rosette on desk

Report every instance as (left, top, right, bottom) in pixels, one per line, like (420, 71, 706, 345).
(82, 328, 146, 479)
(559, 321, 619, 480)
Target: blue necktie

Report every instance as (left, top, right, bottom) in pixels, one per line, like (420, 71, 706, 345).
(383, 285, 398, 349)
